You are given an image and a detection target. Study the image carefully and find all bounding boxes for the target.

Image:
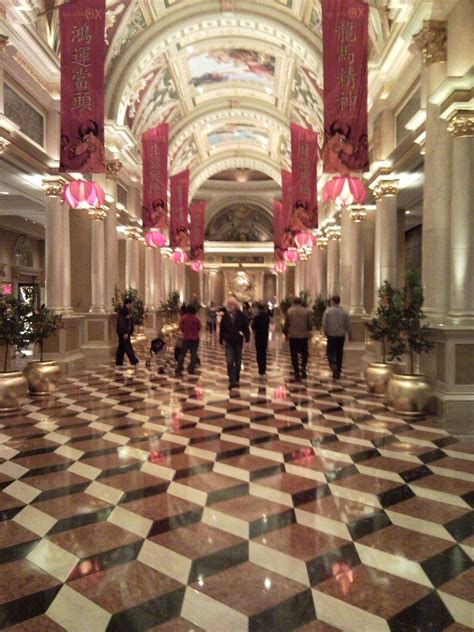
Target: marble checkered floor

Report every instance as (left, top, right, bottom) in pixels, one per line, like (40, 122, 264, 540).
(0, 334, 472, 631)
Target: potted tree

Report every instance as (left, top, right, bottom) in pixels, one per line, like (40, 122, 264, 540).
(160, 291, 181, 325)
(365, 281, 403, 396)
(387, 269, 434, 415)
(23, 305, 63, 395)
(0, 294, 30, 413)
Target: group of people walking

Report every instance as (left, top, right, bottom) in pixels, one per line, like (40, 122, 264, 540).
(115, 293, 353, 387)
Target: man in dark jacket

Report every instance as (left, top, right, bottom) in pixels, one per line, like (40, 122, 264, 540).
(116, 298, 139, 367)
(252, 302, 270, 377)
(219, 296, 250, 389)
(283, 296, 312, 380)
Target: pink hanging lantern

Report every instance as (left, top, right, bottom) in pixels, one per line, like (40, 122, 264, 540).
(63, 180, 105, 209)
(145, 230, 166, 248)
(323, 176, 366, 207)
(294, 231, 315, 249)
(191, 260, 203, 272)
(274, 260, 288, 273)
(171, 248, 188, 264)
(283, 248, 299, 263)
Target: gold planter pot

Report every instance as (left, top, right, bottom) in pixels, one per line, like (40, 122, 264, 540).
(0, 371, 28, 415)
(365, 362, 396, 397)
(24, 361, 62, 396)
(386, 374, 433, 417)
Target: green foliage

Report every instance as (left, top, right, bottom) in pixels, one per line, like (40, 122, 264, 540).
(112, 286, 147, 326)
(312, 294, 329, 331)
(366, 281, 403, 363)
(160, 291, 181, 322)
(29, 305, 63, 362)
(0, 295, 31, 372)
(398, 268, 434, 374)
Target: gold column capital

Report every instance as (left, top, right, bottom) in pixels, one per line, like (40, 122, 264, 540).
(106, 159, 123, 182)
(374, 179, 399, 200)
(126, 226, 142, 240)
(413, 20, 447, 66)
(88, 207, 107, 221)
(448, 114, 474, 138)
(42, 178, 66, 198)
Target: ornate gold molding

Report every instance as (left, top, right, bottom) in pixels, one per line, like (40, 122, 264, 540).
(42, 179, 65, 198)
(106, 159, 123, 181)
(126, 226, 142, 240)
(374, 180, 399, 200)
(88, 207, 107, 221)
(0, 136, 10, 155)
(448, 114, 474, 138)
(413, 20, 447, 66)
(350, 206, 367, 222)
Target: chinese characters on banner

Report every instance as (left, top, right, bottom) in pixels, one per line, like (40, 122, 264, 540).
(170, 170, 190, 251)
(273, 200, 284, 261)
(190, 200, 206, 262)
(281, 169, 295, 249)
(322, 0, 369, 174)
(142, 124, 169, 230)
(290, 123, 318, 230)
(60, 0, 106, 173)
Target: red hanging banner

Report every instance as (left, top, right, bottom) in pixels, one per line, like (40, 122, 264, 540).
(142, 124, 169, 230)
(281, 169, 294, 250)
(60, 0, 106, 173)
(170, 170, 190, 250)
(322, 0, 369, 174)
(190, 200, 206, 261)
(273, 200, 284, 261)
(290, 123, 318, 231)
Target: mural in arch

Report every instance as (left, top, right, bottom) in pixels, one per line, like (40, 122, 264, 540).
(189, 50, 275, 88)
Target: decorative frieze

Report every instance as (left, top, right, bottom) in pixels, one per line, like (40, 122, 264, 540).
(413, 20, 447, 66)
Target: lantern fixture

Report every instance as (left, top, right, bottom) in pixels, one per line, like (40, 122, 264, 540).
(64, 179, 105, 210)
(171, 248, 188, 264)
(283, 247, 299, 263)
(274, 260, 287, 273)
(294, 231, 314, 250)
(323, 176, 366, 208)
(145, 230, 167, 248)
(191, 260, 203, 272)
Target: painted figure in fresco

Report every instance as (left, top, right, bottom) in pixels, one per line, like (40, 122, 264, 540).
(322, 121, 354, 175)
(175, 226, 190, 250)
(71, 119, 105, 172)
(191, 246, 205, 262)
(143, 198, 166, 229)
(282, 226, 295, 250)
(291, 200, 312, 232)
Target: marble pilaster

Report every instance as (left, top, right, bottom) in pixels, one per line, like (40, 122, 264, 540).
(105, 159, 122, 310)
(327, 235, 340, 298)
(373, 180, 399, 291)
(43, 178, 68, 312)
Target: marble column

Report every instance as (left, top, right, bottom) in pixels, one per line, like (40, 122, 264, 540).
(154, 248, 163, 307)
(374, 180, 399, 290)
(349, 213, 366, 314)
(125, 231, 140, 289)
(89, 207, 107, 314)
(145, 246, 156, 310)
(414, 20, 451, 320)
(327, 236, 340, 297)
(43, 179, 68, 312)
(61, 204, 72, 314)
(315, 246, 327, 299)
(448, 114, 474, 321)
(105, 160, 122, 311)
(340, 209, 352, 307)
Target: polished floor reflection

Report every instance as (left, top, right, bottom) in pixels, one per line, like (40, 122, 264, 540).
(0, 334, 472, 631)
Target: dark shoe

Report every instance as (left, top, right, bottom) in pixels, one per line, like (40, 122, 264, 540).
(175, 371, 183, 377)
(301, 370, 307, 379)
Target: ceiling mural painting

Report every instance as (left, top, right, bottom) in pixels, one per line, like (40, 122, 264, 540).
(206, 203, 274, 242)
(207, 124, 269, 150)
(189, 50, 276, 90)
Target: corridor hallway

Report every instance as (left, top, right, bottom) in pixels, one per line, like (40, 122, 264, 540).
(0, 334, 472, 631)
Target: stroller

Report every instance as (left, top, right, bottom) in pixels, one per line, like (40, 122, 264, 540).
(146, 336, 168, 373)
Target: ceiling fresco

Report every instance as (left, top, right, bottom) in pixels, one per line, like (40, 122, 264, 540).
(189, 50, 276, 90)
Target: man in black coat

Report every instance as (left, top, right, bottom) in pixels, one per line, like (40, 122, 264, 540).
(251, 302, 270, 377)
(116, 298, 139, 367)
(219, 296, 250, 389)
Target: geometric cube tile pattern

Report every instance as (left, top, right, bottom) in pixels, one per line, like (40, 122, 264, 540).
(0, 335, 472, 630)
